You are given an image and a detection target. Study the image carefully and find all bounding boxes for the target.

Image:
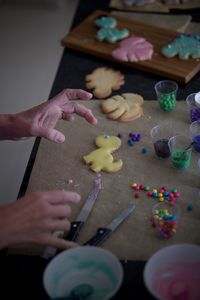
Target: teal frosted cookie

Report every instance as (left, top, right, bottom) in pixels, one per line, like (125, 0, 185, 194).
(161, 34, 200, 60)
(95, 16, 117, 29)
(96, 27, 129, 43)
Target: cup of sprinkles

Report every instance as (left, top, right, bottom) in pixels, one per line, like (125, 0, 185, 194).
(151, 203, 180, 239)
(155, 80, 178, 112)
(186, 92, 200, 123)
(168, 135, 193, 170)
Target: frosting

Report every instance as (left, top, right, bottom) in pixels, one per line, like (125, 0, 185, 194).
(83, 135, 123, 173)
(95, 16, 117, 29)
(161, 34, 200, 59)
(96, 27, 129, 43)
(123, 0, 155, 5)
(112, 36, 153, 62)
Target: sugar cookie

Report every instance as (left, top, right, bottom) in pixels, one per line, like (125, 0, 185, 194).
(101, 93, 144, 122)
(112, 37, 153, 62)
(95, 16, 117, 29)
(85, 67, 125, 99)
(161, 34, 200, 60)
(83, 135, 123, 173)
(123, 0, 155, 5)
(96, 27, 129, 43)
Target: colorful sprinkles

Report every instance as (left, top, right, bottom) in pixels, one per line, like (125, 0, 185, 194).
(131, 182, 180, 204)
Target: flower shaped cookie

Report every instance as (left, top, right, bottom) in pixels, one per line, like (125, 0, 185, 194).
(85, 67, 125, 99)
(112, 37, 154, 62)
(161, 34, 200, 60)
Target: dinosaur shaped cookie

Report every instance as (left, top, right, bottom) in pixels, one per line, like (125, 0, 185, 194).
(83, 135, 123, 173)
(161, 34, 200, 60)
(112, 37, 153, 62)
(95, 16, 117, 28)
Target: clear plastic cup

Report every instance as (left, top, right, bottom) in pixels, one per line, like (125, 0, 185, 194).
(143, 244, 200, 300)
(189, 120, 200, 152)
(155, 80, 178, 112)
(168, 135, 193, 170)
(152, 202, 179, 239)
(150, 124, 175, 158)
(186, 93, 200, 123)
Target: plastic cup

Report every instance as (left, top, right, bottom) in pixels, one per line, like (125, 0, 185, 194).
(168, 135, 192, 170)
(43, 246, 123, 300)
(155, 80, 178, 112)
(150, 124, 175, 158)
(189, 120, 200, 152)
(152, 202, 179, 239)
(143, 244, 200, 300)
(186, 93, 200, 123)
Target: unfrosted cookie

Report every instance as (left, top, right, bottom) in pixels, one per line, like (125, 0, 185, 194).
(83, 134, 123, 173)
(161, 34, 200, 59)
(112, 37, 153, 62)
(101, 93, 144, 122)
(85, 67, 125, 99)
(96, 27, 129, 43)
(95, 16, 117, 28)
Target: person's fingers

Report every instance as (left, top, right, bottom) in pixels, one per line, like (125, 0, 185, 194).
(48, 219, 71, 232)
(47, 191, 81, 205)
(44, 235, 79, 250)
(52, 89, 93, 105)
(39, 128, 65, 143)
(62, 102, 97, 125)
(62, 113, 74, 122)
(49, 204, 72, 218)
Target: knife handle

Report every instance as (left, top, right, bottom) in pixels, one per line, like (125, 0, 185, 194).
(84, 227, 112, 246)
(64, 221, 84, 242)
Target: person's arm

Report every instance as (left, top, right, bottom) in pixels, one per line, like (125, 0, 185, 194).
(0, 88, 97, 142)
(0, 191, 80, 250)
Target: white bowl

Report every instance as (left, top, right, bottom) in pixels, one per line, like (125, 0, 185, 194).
(143, 244, 200, 300)
(43, 246, 123, 300)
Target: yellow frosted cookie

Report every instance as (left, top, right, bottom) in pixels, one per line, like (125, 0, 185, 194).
(83, 134, 123, 173)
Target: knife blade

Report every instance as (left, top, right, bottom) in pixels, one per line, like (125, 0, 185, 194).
(84, 202, 135, 246)
(64, 178, 102, 242)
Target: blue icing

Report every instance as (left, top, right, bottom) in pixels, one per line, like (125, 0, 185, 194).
(95, 16, 117, 29)
(96, 27, 129, 43)
(162, 34, 200, 59)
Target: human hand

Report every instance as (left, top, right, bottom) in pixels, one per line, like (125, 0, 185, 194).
(1, 89, 97, 142)
(0, 191, 81, 250)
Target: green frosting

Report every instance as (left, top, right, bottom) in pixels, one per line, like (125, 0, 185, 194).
(171, 151, 191, 169)
(162, 34, 200, 59)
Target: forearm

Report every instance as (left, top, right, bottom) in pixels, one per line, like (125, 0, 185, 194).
(0, 114, 29, 140)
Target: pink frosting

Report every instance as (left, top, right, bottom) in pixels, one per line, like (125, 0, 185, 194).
(112, 36, 153, 62)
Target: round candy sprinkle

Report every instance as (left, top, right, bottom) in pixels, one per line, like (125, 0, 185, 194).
(187, 203, 193, 211)
(141, 147, 148, 154)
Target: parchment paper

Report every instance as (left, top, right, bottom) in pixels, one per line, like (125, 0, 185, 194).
(111, 11, 191, 32)
(18, 101, 200, 261)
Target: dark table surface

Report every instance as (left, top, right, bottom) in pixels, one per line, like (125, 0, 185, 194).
(2, 0, 200, 299)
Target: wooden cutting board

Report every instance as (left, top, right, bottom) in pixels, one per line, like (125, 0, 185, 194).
(61, 10, 200, 84)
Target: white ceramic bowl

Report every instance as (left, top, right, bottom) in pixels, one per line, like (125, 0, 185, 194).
(43, 246, 123, 300)
(143, 244, 200, 300)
